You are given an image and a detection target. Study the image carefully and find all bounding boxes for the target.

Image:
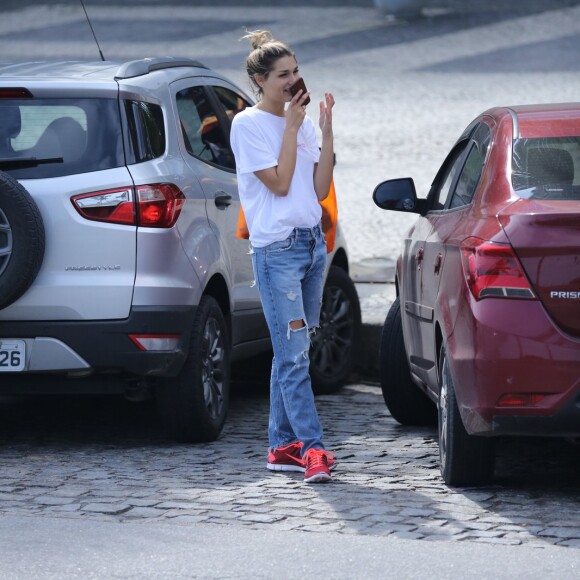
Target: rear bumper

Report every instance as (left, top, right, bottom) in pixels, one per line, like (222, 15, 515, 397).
(448, 298, 580, 436)
(0, 306, 196, 381)
(492, 391, 580, 436)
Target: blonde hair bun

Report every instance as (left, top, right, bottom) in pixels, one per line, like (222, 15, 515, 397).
(243, 29, 275, 51)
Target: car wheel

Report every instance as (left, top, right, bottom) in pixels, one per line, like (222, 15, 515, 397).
(438, 345, 495, 486)
(156, 295, 230, 443)
(380, 296, 437, 425)
(310, 265, 361, 395)
(0, 171, 45, 309)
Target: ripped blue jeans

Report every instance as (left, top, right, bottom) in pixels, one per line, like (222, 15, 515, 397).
(252, 223, 327, 456)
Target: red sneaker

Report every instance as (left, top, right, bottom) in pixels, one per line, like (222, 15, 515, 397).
(267, 441, 305, 472)
(303, 448, 332, 483)
(267, 443, 337, 473)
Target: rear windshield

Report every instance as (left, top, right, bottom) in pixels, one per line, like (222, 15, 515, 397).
(512, 137, 580, 200)
(0, 98, 124, 179)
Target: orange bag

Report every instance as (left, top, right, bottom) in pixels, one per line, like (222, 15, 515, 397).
(319, 180, 338, 253)
(235, 204, 250, 240)
(236, 180, 338, 253)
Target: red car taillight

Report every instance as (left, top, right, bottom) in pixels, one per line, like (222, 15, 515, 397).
(496, 393, 546, 407)
(71, 183, 185, 228)
(71, 187, 135, 225)
(136, 183, 185, 228)
(460, 237, 535, 300)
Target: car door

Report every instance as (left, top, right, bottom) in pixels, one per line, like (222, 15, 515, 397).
(419, 123, 492, 389)
(404, 138, 471, 387)
(171, 78, 266, 347)
(206, 81, 269, 344)
(0, 95, 137, 321)
(400, 212, 433, 381)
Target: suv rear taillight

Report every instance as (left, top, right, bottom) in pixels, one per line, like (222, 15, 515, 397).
(71, 183, 185, 228)
(460, 237, 535, 300)
(72, 187, 135, 225)
(136, 183, 185, 228)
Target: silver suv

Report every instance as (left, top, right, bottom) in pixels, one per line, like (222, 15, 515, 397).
(0, 57, 361, 442)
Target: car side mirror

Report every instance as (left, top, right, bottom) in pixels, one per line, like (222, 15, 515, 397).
(372, 178, 421, 213)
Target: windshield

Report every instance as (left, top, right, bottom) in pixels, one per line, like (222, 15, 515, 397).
(0, 98, 124, 179)
(512, 137, 580, 200)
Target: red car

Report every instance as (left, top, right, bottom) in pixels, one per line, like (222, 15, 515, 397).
(373, 103, 580, 487)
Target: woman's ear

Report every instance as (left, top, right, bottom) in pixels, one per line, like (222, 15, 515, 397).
(254, 74, 265, 89)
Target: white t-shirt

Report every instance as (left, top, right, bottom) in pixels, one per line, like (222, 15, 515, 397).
(230, 106, 321, 248)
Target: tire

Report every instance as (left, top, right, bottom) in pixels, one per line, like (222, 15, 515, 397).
(0, 171, 45, 309)
(438, 345, 495, 486)
(380, 296, 437, 425)
(310, 265, 361, 395)
(156, 295, 230, 443)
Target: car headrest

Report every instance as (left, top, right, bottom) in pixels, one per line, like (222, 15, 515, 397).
(527, 147, 574, 187)
(33, 116, 87, 162)
(0, 106, 22, 140)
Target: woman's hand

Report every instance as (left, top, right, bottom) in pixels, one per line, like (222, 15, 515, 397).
(319, 92, 335, 139)
(285, 89, 309, 132)
(314, 92, 335, 201)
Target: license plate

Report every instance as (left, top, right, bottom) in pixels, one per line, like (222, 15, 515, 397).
(0, 340, 26, 372)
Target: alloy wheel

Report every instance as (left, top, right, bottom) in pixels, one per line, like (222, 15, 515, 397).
(438, 355, 450, 471)
(201, 316, 226, 420)
(311, 284, 354, 376)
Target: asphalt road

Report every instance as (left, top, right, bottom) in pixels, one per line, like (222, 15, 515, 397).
(0, 514, 578, 580)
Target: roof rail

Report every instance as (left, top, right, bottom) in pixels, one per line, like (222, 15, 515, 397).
(115, 57, 207, 80)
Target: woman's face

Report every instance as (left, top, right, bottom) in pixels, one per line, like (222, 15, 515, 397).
(258, 55, 300, 103)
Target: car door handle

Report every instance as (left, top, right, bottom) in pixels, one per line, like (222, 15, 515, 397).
(415, 248, 424, 269)
(214, 191, 232, 209)
(434, 253, 443, 275)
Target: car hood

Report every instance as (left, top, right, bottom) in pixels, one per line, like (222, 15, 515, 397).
(498, 198, 580, 337)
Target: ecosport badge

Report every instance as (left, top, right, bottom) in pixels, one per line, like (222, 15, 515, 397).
(65, 265, 121, 271)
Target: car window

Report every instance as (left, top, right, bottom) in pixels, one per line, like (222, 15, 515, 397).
(176, 86, 235, 170)
(512, 136, 580, 200)
(449, 125, 491, 208)
(432, 143, 468, 210)
(0, 99, 123, 179)
(124, 100, 165, 163)
(212, 86, 250, 126)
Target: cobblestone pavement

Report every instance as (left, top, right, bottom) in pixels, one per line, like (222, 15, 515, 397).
(0, 386, 578, 549)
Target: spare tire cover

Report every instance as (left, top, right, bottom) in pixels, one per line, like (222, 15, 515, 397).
(0, 171, 45, 309)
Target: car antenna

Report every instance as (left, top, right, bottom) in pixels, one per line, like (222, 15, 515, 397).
(79, 0, 105, 61)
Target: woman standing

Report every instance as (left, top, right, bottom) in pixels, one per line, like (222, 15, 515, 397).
(230, 30, 336, 483)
